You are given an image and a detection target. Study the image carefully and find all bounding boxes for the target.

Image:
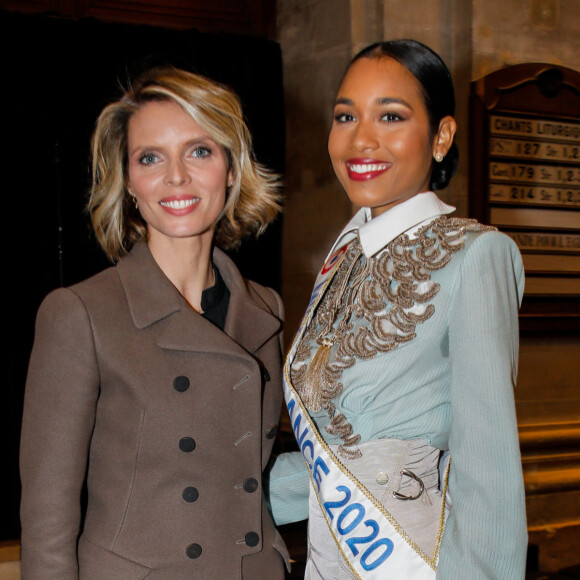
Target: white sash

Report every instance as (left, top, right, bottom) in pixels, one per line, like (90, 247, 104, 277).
(283, 240, 444, 579)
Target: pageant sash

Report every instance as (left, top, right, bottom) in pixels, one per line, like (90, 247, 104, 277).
(283, 241, 441, 579)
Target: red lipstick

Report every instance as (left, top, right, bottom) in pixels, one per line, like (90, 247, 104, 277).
(346, 158, 391, 181)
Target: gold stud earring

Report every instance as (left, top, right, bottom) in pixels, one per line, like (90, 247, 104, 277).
(434, 152, 444, 163)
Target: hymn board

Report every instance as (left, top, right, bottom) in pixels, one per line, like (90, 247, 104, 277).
(469, 63, 580, 329)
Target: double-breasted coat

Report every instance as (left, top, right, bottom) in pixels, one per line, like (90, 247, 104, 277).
(20, 241, 289, 579)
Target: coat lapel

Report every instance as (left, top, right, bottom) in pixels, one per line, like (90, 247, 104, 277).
(116, 242, 281, 356)
(214, 248, 282, 353)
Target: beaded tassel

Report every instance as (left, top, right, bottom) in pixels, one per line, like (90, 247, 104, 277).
(300, 340, 332, 412)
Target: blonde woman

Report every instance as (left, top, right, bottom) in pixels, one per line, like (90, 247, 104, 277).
(20, 67, 289, 579)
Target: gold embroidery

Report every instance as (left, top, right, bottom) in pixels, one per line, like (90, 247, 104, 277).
(291, 217, 495, 458)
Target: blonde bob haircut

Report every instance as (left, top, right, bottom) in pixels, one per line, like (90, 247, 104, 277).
(89, 66, 281, 261)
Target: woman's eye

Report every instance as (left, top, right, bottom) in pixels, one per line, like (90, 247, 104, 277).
(192, 146, 211, 158)
(334, 112, 355, 123)
(381, 111, 403, 122)
(139, 153, 159, 165)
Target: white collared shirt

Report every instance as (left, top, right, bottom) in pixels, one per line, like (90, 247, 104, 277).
(327, 191, 455, 259)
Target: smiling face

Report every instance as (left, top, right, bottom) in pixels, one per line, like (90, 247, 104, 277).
(328, 56, 448, 217)
(127, 99, 231, 250)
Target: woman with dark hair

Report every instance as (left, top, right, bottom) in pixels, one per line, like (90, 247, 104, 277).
(270, 40, 527, 579)
(20, 67, 289, 579)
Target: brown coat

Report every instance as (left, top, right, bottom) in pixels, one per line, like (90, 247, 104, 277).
(20, 241, 289, 580)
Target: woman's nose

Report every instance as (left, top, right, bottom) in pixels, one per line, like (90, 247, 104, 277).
(165, 158, 190, 185)
(352, 120, 379, 151)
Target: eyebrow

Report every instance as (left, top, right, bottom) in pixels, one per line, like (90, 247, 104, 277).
(129, 137, 216, 155)
(334, 96, 412, 108)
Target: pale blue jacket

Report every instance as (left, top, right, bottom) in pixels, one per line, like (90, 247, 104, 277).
(270, 193, 528, 579)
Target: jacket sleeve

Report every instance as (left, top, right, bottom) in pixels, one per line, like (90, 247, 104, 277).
(437, 231, 528, 579)
(268, 451, 311, 525)
(20, 288, 100, 580)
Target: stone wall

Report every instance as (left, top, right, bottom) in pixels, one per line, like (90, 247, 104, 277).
(473, 0, 580, 78)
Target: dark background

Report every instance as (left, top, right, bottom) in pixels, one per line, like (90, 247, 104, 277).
(0, 10, 285, 541)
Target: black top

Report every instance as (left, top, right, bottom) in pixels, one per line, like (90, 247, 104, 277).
(201, 264, 230, 330)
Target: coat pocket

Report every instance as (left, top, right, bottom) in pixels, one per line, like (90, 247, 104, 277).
(78, 535, 152, 579)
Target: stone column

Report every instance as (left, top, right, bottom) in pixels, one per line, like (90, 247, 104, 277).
(277, 0, 355, 342)
(380, 0, 473, 215)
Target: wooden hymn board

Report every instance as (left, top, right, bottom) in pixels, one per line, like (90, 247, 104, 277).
(469, 63, 580, 329)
